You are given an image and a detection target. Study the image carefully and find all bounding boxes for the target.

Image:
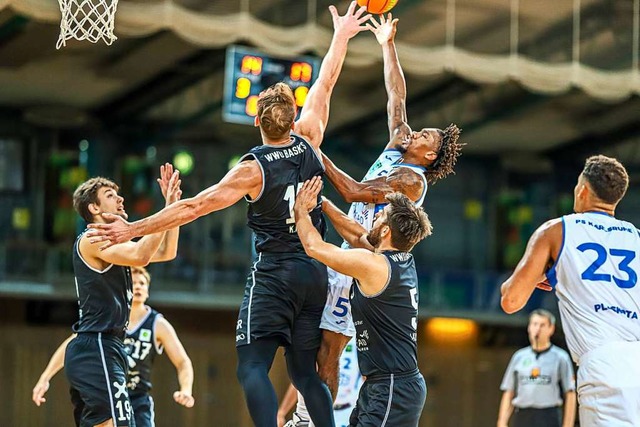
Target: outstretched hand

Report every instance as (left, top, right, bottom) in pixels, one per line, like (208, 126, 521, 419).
(366, 13, 399, 45)
(157, 163, 182, 206)
(329, 1, 372, 41)
(294, 176, 323, 217)
(86, 214, 134, 250)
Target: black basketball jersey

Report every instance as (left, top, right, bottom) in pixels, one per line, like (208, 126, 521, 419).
(71, 231, 133, 335)
(351, 251, 419, 377)
(124, 307, 163, 392)
(241, 133, 325, 253)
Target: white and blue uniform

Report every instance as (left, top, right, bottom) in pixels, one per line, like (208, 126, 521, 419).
(294, 150, 426, 426)
(320, 149, 428, 337)
(546, 212, 640, 426)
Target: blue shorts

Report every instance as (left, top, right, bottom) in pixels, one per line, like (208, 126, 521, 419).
(65, 332, 134, 427)
(236, 252, 328, 351)
(130, 390, 155, 427)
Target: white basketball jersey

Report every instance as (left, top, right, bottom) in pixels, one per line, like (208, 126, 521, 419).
(335, 337, 362, 406)
(548, 212, 640, 364)
(345, 149, 428, 236)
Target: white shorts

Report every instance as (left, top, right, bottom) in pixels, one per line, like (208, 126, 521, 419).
(577, 341, 640, 427)
(319, 267, 355, 337)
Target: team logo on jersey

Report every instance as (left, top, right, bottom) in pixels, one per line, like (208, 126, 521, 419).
(139, 329, 152, 342)
(530, 367, 540, 379)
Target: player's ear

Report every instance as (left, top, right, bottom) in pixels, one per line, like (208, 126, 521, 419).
(290, 121, 296, 131)
(577, 182, 590, 200)
(425, 151, 437, 162)
(88, 202, 100, 216)
(254, 116, 260, 127)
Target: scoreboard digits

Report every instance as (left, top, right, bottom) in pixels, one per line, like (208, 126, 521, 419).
(223, 45, 320, 125)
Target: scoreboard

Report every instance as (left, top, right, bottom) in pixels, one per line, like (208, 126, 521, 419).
(222, 45, 320, 125)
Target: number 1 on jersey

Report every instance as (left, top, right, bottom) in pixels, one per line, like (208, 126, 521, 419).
(284, 183, 304, 224)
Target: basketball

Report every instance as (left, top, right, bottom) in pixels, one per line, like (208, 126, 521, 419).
(357, 0, 398, 14)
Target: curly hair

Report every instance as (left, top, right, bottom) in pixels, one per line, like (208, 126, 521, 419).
(73, 177, 119, 223)
(582, 155, 628, 204)
(385, 192, 433, 252)
(426, 123, 464, 185)
(257, 82, 296, 141)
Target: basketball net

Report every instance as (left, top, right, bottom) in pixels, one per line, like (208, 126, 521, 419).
(56, 0, 118, 49)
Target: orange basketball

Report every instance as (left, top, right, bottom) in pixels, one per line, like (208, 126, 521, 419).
(357, 0, 398, 14)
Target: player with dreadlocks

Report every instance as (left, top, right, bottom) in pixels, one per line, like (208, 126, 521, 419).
(282, 14, 464, 427)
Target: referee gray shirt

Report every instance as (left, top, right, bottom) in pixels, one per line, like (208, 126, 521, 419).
(500, 345, 575, 408)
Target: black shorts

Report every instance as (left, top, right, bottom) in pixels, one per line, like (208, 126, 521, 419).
(512, 407, 561, 427)
(65, 333, 135, 427)
(129, 390, 155, 427)
(236, 252, 328, 351)
(349, 370, 426, 427)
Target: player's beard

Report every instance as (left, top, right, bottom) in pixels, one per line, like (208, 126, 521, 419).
(367, 224, 383, 248)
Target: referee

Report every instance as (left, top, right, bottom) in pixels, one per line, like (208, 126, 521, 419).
(497, 309, 576, 427)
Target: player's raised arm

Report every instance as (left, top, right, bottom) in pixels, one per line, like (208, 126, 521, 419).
(321, 195, 373, 250)
(151, 163, 182, 262)
(322, 151, 424, 204)
(500, 219, 563, 313)
(86, 160, 262, 249)
(367, 14, 410, 147)
(295, 2, 371, 149)
(294, 177, 388, 293)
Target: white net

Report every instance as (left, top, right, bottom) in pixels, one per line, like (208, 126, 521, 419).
(56, 0, 119, 49)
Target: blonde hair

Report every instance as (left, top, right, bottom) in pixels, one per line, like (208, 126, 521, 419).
(131, 266, 151, 286)
(257, 82, 296, 141)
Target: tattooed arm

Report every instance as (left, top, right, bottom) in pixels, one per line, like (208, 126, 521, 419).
(368, 14, 411, 149)
(322, 153, 424, 203)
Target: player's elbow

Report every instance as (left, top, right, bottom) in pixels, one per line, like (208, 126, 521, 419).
(302, 243, 319, 260)
(500, 295, 524, 314)
(129, 254, 153, 267)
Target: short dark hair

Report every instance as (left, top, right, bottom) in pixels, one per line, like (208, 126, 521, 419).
(73, 177, 119, 223)
(257, 82, 296, 141)
(582, 155, 629, 204)
(427, 123, 464, 185)
(530, 309, 556, 326)
(385, 192, 433, 252)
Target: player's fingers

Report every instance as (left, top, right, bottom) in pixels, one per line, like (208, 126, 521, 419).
(357, 13, 373, 25)
(365, 24, 376, 33)
(346, 1, 357, 16)
(99, 241, 114, 251)
(354, 5, 368, 19)
(328, 5, 338, 21)
(101, 212, 118, 222)
(368, 16, 378, 27)
(310, 176, 323, 194)
(392, 18, 399, 26)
